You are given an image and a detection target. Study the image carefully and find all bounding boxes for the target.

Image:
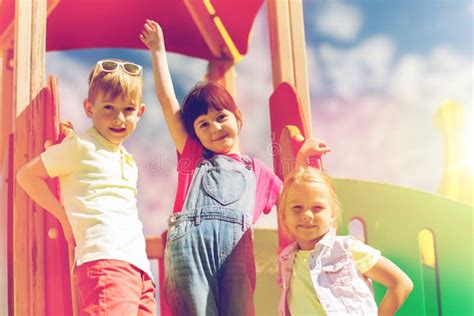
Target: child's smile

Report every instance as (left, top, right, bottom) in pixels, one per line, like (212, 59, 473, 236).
(297, 224, 318, 230)
(194, 108, 240, 154)
(284, 180, 335, 250)
(84, 92, 145, 145)
(110, 127, 127, 133)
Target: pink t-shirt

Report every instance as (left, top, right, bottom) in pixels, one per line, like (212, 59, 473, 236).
(173, 137, 282, 224)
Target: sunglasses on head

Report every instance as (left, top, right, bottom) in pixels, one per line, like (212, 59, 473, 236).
(96, 59, 142, 76)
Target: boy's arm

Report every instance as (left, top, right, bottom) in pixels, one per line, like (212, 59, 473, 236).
(16, 156, 75, 245)
(140, 19, 188, 153)
(364, 256, 413, 316)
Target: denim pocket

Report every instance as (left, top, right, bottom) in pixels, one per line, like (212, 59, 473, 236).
(323, 261, 346, 273)
(202, 168, 246, 206)
(167, 220, 194, 243)
(323, 256, 353, 286)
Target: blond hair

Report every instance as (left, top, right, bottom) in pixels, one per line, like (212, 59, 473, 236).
(277, 167, 342, 240)
(87, 59, 142, 104)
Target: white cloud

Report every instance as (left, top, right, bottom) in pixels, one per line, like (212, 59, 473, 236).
(389, 45, 473, 113)
(308, 38, 473, 194)
(306, 47, 325, 95)
(313, 37, 473, 116)
(315, 0, 363, 42)
(167, 53, 207, 92)
(312, 97, 444, 192)
(317, 36, 395, 98)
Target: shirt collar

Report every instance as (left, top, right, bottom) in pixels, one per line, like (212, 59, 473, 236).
(87, 126, 121, 152)
(279, 228, 337, 263)
(314, 227, 337, 250)
(278, 242, 299, 263)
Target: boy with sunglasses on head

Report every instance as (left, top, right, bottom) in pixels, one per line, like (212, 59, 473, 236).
(17, 59, 157, 315)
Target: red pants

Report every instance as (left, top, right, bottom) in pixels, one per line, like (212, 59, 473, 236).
(74, 259, 156, 316)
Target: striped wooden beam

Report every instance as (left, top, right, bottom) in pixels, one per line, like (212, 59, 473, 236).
(266, 0, 311, 136)
(1, 47, 14, 171)
(184, 0, 244, 62)
(12, 0, 47, 315)
(184, 0, 240, 99)
(206, 59, 236, 99)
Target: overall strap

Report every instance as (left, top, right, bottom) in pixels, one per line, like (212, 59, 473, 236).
(241, 155, 253, 170)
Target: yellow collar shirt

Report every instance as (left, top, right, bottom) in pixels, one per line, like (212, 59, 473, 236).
(40, 127, 153, 281)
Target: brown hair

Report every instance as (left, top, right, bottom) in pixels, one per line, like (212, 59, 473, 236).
(87, 59, 142, 104)
(277, 167, 342, 240)
(181, 81, 242, 138)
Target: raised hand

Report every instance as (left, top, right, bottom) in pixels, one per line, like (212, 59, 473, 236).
(295, 137, 331, 169)
(139, 19, 164, 51)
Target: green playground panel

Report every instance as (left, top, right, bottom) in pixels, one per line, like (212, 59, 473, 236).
(253, 178, 473, 315)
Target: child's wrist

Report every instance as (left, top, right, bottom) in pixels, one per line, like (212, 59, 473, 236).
(150, 46, 164, 53)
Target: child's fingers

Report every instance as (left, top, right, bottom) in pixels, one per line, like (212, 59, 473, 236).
(139, 35, 149, 46)
(318, 144, 331, 154)
(63, 127, 73, 136)
(316, 143, 331, 153)
(149, 20, 159, 28)
(145, 20, 154, 29)
(295, 138, 331, 169)
(317, 139, 330, 149)
(144, 24, 154, 32)
(140, 31, 151, 43)
(60, 120, 74, 134)
(141, 27, 150, 36)
(307, 138, 331, 154)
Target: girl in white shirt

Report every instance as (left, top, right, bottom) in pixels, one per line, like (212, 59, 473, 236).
(277, 168, 413, 315)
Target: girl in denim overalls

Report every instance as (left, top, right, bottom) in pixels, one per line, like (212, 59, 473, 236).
(140, 20, 329, 315)
(277, 168, 413, 315)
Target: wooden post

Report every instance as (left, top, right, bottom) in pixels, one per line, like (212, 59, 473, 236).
(184, 0, 240, 99)
(184, 0, 244, 62)
(206, 59, 236, 99)
(12, 0, 47, 315)
(1, 46, 14, 170)
(266, 0, 312, 136)
(12, 1, 35, 314)
(287, 0, 311, 134)
(1, 8, 16, 316)
(266, 0, 294, 87)
(0, 42, 15, 316)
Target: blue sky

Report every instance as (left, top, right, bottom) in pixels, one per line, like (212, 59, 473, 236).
(44, 0, 473, 232)
(305, 0, 473, 54)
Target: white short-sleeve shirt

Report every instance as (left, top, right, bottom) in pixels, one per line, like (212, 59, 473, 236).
(41, 127, 153, 281)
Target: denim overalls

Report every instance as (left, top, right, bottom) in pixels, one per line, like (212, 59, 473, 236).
(165, 150, 256, 316)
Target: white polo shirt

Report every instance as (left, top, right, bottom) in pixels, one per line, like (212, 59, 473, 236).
(41, 127, 153, 281)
